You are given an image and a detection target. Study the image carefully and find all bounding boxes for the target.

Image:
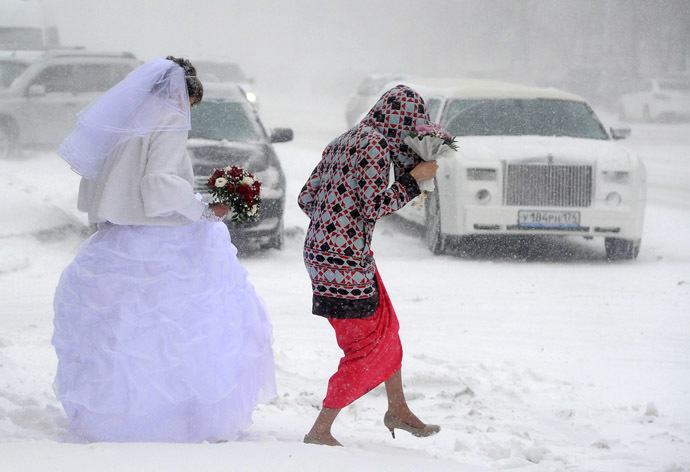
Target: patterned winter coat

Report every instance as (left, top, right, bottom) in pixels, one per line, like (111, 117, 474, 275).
(298, 85, 430, 319)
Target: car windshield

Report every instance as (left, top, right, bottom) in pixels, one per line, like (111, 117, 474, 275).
(194, 62, 246, 82)
(442, 98, 609, 140)
(0, 60, 29, 87)
(190, 100, 261, 142)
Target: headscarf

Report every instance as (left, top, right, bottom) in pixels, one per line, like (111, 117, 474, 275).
(58, 58, 191, 179)
(359, 84, 430, 178)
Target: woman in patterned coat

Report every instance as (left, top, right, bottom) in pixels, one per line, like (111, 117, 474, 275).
(298, 85, 440, 446)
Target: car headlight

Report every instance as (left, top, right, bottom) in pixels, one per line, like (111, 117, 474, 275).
(602, 171, 629, 183)
(245, 151, 270, 172)
(254, 166, 282, 193)
(467, 168, 497, 181)
(245, 91, 257, 104)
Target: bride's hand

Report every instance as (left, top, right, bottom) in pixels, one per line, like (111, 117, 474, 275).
(209, 203, 230, 218)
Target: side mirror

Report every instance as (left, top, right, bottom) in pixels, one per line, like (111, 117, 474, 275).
(610, 124, 631, 140)
(270, 127, 294, 143)
(27, 84, 46, 97)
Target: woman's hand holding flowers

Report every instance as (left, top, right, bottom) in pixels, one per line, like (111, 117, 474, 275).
(209, 202, 230, 218)
(410, 160, 439, 183)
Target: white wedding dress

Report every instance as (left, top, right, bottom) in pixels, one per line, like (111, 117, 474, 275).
(52, 220, 277, 442)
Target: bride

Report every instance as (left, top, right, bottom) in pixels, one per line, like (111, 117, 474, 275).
(51, 56, 276, 443)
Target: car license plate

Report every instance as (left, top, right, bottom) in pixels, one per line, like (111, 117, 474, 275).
(518, 210, 581, 228)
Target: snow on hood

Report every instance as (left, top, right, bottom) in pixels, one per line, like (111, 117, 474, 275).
(453, 135, 635, 168)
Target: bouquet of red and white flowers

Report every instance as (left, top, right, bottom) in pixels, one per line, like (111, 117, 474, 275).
(404, 123, 458, 192)
(206, 166, 261, 223)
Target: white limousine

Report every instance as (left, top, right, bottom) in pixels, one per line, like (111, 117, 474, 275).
(395, 78, 647, 261)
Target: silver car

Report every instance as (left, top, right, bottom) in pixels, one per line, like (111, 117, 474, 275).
(0, 49, 139, 159)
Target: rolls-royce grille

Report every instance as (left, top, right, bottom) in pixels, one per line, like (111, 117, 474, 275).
(504, 164, 592, 207)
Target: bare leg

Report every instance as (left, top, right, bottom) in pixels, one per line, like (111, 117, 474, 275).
(304, 407, 343, 446)
(384, 368, 426, 428)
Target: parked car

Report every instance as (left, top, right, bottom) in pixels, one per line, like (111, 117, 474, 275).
(0, 48, 139, 159)
(192, 57, 258, 108)
(394, 78, 647, 261)
(617, 77, 690, 122)
(345, 73, 410, 128)
(188, 83, 293, 249)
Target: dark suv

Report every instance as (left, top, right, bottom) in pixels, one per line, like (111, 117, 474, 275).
(188, 83, 293, 250)
(0, 49, 139, 158)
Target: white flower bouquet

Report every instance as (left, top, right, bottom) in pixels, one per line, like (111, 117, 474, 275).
(404, 123, 458, 192)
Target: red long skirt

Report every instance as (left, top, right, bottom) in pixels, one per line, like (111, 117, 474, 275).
(322, 267, 403, 409)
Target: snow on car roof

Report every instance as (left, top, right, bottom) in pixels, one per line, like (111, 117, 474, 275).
(396, 77, 587, 102)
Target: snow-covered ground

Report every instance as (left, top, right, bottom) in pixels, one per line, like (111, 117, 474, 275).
(1, 94, 689, 472)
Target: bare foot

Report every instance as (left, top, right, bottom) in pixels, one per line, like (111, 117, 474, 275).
(303, 432, 343, 446)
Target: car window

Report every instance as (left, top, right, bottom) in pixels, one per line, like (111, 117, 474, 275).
(72, 63, 133, 93)
(30, 63, 133, 94)
(442, 98, 609, 140)
(659, 81, 690, 92)
(190, 101, 261, 142)
(0, 60, 29, 87)
(31, 64, 75, 93)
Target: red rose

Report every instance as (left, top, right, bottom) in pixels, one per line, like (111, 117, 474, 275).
(238, 184, 255, 203)
(228, 167, 243, 179)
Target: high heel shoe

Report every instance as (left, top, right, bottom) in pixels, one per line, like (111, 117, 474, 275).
(383, 411, 441, 439)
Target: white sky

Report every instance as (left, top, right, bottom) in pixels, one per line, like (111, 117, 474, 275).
(42, 0, 690, 95)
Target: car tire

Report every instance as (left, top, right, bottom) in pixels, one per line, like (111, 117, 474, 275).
(265, 218, 284, 250)
(0, 124, 16, 159)
(605, 237, 640, 261)
(424, 188, 446, 255)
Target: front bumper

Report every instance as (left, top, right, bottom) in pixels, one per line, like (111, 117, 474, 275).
(449, 204, 643, 239)
(224, 197, 284, 244)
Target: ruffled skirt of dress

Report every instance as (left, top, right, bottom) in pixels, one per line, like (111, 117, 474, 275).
(52, 221, 277, 443)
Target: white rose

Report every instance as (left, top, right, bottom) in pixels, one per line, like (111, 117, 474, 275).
(224, 166, 233, 171)
(215, 177, 228, 187)
(241, 176, 255, 186)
